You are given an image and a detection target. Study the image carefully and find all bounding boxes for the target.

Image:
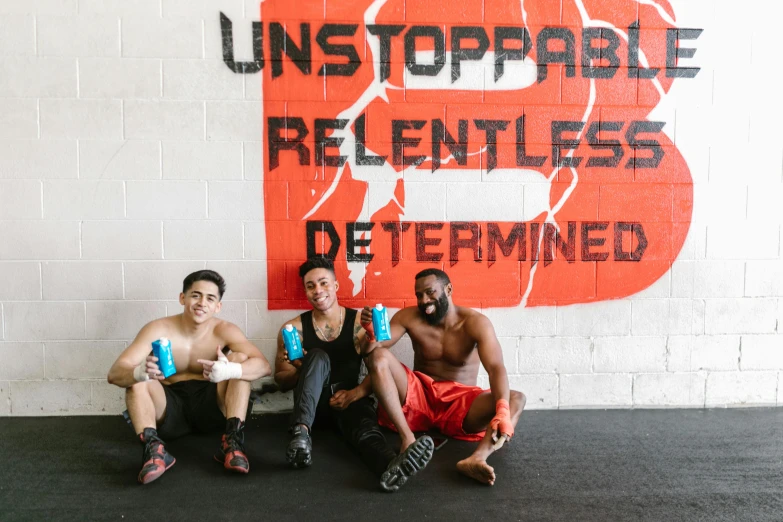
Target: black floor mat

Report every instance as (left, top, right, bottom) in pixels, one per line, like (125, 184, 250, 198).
(1, 409, 782, 521)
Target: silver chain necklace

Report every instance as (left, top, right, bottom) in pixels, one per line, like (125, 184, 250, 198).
(312, 306, 343, 341)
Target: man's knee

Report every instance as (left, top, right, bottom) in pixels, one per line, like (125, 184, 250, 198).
(227, 351, 248, 364)
(510, 390, 526, 413)
(366, 347, 391, 373)
(354, 423, 385, 446)
(307, 348, 328, 360)
(304, 348, 330, 370)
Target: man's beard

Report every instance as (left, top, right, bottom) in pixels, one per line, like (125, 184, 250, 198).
(419, 294, 449, 325)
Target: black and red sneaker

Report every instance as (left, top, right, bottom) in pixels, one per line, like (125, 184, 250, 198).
(137, 428, 176, 485)
(213, 417, 249, 474)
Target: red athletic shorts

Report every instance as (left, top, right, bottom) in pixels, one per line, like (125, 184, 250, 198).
(377, 365, 488, 442)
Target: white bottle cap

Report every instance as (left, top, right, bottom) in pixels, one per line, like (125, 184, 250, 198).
(375, 304, 383, 310)
(159, 337, 169, 346)
(285, 324, 294, 332)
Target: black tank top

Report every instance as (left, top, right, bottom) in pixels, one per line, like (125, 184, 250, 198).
(300, 307, 360, 387)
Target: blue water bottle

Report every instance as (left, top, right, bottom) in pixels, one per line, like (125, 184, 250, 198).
(282, 324, 304, 361)
(152, 337, 177, 378)
(371, 304, 391, 342)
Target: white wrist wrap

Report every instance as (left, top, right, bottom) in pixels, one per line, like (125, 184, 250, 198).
(133, 363, 150, 382)
(209, 360, 242, 383)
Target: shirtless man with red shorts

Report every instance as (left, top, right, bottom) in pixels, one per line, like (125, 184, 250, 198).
(361, 268, 525, 486)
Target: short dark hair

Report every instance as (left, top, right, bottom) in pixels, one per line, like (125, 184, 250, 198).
(299, 256, 336, 280)
(415, 268, 451, 286)
(182, 270, 226, 300)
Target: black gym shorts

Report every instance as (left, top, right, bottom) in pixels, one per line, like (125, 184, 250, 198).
(157, 380, 225, 440)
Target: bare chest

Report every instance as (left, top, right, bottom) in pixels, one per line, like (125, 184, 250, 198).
(165, 334, 224, 375)
(409, 327, 477, 367)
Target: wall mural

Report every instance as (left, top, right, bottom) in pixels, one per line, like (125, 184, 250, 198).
(222, 0, 701, 309)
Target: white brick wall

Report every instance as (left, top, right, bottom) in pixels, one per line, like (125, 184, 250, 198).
(37, 16, 120, 57)
(670, 261, 745, 298)
(126, 180, 207, 219)
(43, 180, 125, 219)
(0, 140, 78, 179)
(85, 301, 166, 339)
(0, 58, 77, 98)
(705, 372, 778, 406)
(208, 300, 246, 331)
(633, 373, 706, 407)
(124, 100, 205, 140)
(42, 261, 124, 300)
(740, 335, 783, 371)
(205, 101, 263, 140)
(518, 337, 591, 374)
(0, 16, 35, 55)
(745, 261, 783, 297)
(123, 260, 205, 299)
(0, 222, 80, 259)
(121, 18, 203, 59)
(594, 337, 667, 373)
(80, 58, 162, 99)
(704, 299, 778, 334)
(204, 261, 266, 299)
(11, 380, 92, 415)
(0, 99, 37, 139)
(508, 374, 558, 410)
(44, 341, 126, 379)
(79, 141, 161, 179)
(0, 180, 42, 219)
(164, 60, 243, 100)
(0, 263, 41, 300)
(631, 299, 701, 335)
(0, 343, 45, 380)
(556, 301, 632, 337)
(560, 374, 633, 408)
(81, 221, 162, 259)
(162, 141, 242, 180)
(667, 335, 740, 372)
(4, 302, 85, 341)
(0, 0, 781, 416)
(0, 381, 10, 415)
(163, 220, 244, 259)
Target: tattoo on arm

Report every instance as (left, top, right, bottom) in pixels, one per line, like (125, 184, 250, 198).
(353, 321, 362, 353)
(275, 355, 285, 371)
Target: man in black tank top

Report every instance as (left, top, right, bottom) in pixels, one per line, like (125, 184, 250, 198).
(274, 257, 431, 492)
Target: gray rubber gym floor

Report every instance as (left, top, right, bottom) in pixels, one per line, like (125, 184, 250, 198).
(0, 408, 781, 522)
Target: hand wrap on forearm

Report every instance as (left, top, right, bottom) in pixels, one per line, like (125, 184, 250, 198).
(360, 318, 375, 342)
(209, 360, 243, 383)
(489, 399, 514, 440)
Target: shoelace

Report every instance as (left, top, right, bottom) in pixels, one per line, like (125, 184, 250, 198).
(224, 431, 244, 452)
(142, 438, 164, 463)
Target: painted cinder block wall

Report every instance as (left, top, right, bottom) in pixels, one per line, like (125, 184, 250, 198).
(0, 0, 780, 416)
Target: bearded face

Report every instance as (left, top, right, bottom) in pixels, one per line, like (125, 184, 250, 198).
(419, 291, 450, 325)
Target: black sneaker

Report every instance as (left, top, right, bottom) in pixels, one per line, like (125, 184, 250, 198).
(138, 428, 176, 485)
(214, 417, 250, 474)
(286, 424, 312, 468)
(380, 435, 434, 492)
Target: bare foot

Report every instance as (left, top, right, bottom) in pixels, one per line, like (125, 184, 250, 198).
(457, 456, 495, 485)
(399, 435, 417, 453)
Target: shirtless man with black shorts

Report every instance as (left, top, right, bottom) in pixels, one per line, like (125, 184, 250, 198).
(107, 270, 271, 484)
(361, 268, 525, 486)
